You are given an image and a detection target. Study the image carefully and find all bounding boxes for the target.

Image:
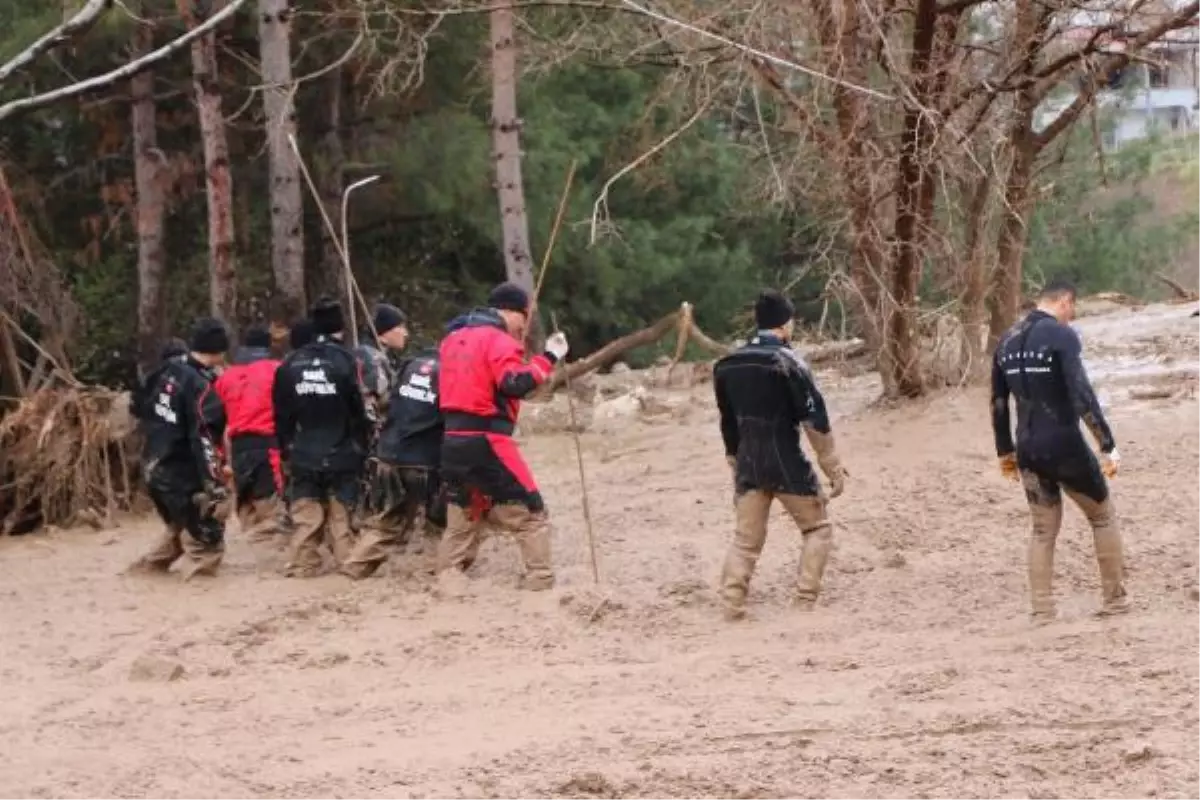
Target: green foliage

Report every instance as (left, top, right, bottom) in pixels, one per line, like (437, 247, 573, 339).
(1025, 133, 1199, 297)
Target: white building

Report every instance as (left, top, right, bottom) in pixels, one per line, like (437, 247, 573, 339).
(1036, 23, 1199, 149)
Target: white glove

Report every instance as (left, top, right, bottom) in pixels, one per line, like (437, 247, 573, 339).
(545, 332, 569, 361)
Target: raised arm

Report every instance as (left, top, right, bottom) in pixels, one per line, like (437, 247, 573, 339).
(487, 334, 554, 399)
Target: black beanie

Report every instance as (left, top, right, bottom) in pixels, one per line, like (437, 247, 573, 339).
(243, 325, 271, 350)
(289, 318, 315, 350)
(373, 303, 407, 336)
(487, 282, 530, 315)
(754, 290, 795, 331)
(311, 298, 345, 336)
(188, 317, 230, 355)
(159, 337, 188, 361)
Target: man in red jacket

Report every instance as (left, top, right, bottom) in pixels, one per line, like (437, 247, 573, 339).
(214, 326, 284, 545)
(436, 282, 569, 592)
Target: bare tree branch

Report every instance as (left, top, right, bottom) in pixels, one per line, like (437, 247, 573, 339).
(0, 0, 114, 87)
(1034, 0, 1199, 149)
(0, 0, 249, 124)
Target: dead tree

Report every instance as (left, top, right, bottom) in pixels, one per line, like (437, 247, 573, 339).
(490, 7, 535, 295)
(131, 5, 168, 375)
(258, 0, 306, 321)
(178, 0, 237, 327)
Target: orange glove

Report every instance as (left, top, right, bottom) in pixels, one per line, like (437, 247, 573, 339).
(998, 453, 1019, 482)
(1100, 447, 1121, 478)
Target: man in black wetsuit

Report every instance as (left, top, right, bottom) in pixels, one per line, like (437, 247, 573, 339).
(714, 290, 848, 620)
(992, 279, 1127, 621)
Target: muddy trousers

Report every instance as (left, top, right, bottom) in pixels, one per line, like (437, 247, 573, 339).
(342, 465, 445, 579)
(285, 468, 360, 578)
(131, 487, 225, 579)
(436, 502, 554, 590)
(1022, 470, 1127, 618)
(719, 489, 832, 616)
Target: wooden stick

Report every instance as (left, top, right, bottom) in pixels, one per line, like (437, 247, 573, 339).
(530, 159, 577, 316)
(285, 134, 380, 349)
(551, 311, 599, 584)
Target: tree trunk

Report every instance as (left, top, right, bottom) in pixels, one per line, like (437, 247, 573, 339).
(958, 169, 993, 378)
(311, 67, 344, 306)
(489, 8, 534, 294)
(179, 0, 236, 328)
(882, 0, 942, 397)
(131, 8, 167, 376)
(257, 0, 305, 322)
(989, 83, 1040, 345)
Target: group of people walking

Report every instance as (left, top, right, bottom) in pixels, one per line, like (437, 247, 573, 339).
(126, 276, 1129, 622)
(127, 282, 566, 592)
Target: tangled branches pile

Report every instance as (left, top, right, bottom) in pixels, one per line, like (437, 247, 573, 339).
(0, 388, 140, 534)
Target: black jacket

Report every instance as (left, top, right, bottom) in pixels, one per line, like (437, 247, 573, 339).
(131, 354, 226, 494)
(272, 335, 370, 473)
(377, 348, 443, 468)
(992, 309, 1115, 463)
(713, 333, 832, 495)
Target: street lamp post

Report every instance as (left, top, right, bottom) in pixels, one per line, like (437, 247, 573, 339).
(341, 175, 381, 346)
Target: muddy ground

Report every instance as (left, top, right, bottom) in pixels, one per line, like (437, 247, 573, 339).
(1, 303, 1197, 799)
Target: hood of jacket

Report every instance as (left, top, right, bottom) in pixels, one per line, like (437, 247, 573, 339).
(233, 345, 273, 365)
(445, 307, 507, 335)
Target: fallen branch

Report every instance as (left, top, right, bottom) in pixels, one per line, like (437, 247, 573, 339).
(801, 338, 867, 364)
(0, 0, 113, 87)
(1156, 272, 1199, 302)
(0, 0, 249, 123)
(547, 306, 685, 390)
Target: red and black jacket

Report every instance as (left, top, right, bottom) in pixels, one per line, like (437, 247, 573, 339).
(437, 309, 555, 437)
(214, 346, 280, 444)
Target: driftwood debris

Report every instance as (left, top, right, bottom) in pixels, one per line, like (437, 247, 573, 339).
(0, 387, 140, 534)
(1156, 273, 1200, 303)
(542, 301, 866, 393)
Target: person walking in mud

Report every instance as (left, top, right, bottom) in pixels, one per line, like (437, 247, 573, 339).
(992, 278, 1128, 621)
(213, 326, 285, 550)
(714, 290, 848, 620)
(127, 318, 232, 580)
(434, 282, 569, 593)
(342, 343, 447, 579)
(272, 298, 372, 577)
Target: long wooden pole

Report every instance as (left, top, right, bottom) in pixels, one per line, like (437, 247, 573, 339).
(551, 311, 599, 584)
(286, 134, 380, 350)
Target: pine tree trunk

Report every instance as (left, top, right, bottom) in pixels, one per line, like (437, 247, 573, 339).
(489, 8, 534, 294)
(312, 67, 344, 306)
(179, 0, 237, 328)
(131, 8, 167, 376)
(257, 0, 305, 321)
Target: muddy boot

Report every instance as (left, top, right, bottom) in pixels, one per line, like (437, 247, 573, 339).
(1068, 490, 1129, 616)
(176, 510, 225, 581)
(241, 496, 282, 545)
(127, 525, 184, 574)
(285, 498, 326, 578)
(340, 523, 398, 580)
(778, 493, 832, 610)
(719, 490, 772, 620)
(490, 503, 555, 591)
(1021, 471, 1063, 621)
(325, 498, 358, 569)
(1026, 500, 1062, 622)
(437, 503, 481, 574)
